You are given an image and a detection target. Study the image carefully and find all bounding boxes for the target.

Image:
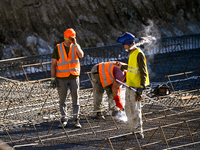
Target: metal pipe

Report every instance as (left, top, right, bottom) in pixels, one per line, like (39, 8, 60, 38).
(116, 79, 179, 115)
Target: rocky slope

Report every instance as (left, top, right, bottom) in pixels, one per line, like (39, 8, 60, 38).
(0, 0, 200, 59)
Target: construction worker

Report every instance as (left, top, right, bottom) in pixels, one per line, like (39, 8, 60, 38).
(117, 32, 149, 139)
(90, 61, 128, 119)
(50, 28, 84, 128)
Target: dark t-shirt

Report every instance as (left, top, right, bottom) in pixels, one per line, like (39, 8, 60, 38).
(52, 44, 78, 79)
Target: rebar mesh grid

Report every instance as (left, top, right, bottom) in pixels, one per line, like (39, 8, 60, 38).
(0, 77, 199, 149)
(0, 35, 200, 149)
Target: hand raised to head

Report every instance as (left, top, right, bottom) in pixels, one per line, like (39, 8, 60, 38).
(69, 36, 76, 45)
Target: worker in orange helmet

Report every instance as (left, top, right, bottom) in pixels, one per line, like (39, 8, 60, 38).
(50, 28, 84, 128)
(90, 61, 128, 119)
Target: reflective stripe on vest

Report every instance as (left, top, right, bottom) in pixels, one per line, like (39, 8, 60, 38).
(127, 66, 140, 73)
(126, 48, 149, 87)
(57, 44, 79, 66)
(56, 68, 80, 73)
(99, 62, 114, 87)
(56, 43, 80, 77)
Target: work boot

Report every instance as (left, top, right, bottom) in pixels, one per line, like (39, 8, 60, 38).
(135, 132, 144, 139)
(58, 121, 68, 128)
(95, 112, 105, 120)
(112, 110, 121, 117)
(74, 119, 82, 128)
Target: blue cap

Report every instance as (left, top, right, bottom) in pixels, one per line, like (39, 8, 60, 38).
(117, 32, 135, 45)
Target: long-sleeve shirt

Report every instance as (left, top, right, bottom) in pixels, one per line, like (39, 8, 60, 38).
(137, 52, 147, 87)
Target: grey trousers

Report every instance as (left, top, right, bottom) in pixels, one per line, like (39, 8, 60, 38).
(125, 88, 143, 133)
(91, 64, 119, 112)
(56, 78, 80, 122)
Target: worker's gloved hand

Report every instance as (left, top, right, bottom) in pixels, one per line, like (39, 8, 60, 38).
(50, 77, 56, 89)
(136, 85, 144, 101)
(113, 95, 123, 110)
(69, 36, 77, 46)
(136, 95, 142, 101)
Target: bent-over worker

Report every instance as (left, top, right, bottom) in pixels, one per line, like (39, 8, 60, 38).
(90, 61, 128, 119)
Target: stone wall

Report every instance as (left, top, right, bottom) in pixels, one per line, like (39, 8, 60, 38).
(0, 0, 200, 59)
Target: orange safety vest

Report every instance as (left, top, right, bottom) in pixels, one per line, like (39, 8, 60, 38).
(99, 61, 126, 87)
(56, 43, 80, 77)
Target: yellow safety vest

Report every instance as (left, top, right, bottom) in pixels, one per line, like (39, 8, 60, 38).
(126, 48, 149, 87)
(56, 43, 80, 77)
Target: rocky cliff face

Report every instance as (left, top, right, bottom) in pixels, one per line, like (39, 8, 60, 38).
(0, 0, 200, 59)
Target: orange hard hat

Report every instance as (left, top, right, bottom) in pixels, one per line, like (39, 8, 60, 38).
(64, 28, 76, 39)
